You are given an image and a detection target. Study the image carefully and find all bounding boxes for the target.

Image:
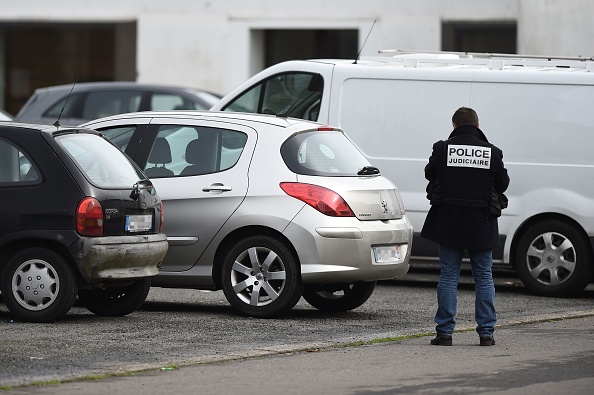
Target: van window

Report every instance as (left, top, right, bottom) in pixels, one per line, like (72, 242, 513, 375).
(223, 72, 323, 121)
(280, 131, 370, 176)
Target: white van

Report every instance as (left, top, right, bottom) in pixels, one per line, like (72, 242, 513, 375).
(211, 51, 594, 298)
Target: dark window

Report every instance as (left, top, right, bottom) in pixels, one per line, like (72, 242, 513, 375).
(82, 91, 142, 119)
(442, 22, 517, 54)
(43, 92, 82, 119)
(264, 29, 357, 67)
(44, 90, 143, 120)
(3, 23, 133, 115)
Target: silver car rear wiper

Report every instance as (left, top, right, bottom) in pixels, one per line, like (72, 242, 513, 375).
(137, 178, 153, 187)
(358, 166, 380, 175)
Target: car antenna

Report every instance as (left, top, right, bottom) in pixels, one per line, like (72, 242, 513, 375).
(354, 19, 376, 64)
(53, 76, 78, 129)
(276, 73, 322, 119)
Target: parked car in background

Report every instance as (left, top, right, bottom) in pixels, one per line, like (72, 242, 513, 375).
(15, 82, 222, 126)
(0, 109, 13, 121)
(82, 111, 413, 318)
(0, 122, 168, 322)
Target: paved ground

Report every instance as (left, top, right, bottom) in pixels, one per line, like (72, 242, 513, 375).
(1, 270, 593, 393)
(6, 314, 594, 395)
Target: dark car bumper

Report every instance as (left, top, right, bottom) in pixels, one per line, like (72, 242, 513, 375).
(70, 233, 168, 283)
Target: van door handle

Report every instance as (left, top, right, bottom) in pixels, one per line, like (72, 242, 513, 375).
(202, 183, 232, 192)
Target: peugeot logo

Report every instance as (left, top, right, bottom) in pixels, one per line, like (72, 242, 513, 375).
(381, 199, 389, 214)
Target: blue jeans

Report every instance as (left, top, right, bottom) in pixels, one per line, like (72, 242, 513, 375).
(435, 246, 496, 337)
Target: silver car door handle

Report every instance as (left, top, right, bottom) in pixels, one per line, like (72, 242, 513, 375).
(202, 183, 232, 192)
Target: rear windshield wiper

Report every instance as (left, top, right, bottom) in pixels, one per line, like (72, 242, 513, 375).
(130, 179, 154, 200)
(358, 166, 380, 175)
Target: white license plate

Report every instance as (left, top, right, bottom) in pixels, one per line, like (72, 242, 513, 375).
(125, 214, 153, 232)
(373, 245, 401, 264)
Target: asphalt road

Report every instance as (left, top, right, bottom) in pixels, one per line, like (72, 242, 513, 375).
(1, 269, 593, 392)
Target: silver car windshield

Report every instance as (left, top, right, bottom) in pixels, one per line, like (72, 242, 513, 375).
(56, 133, 145, 188)
(281, 131, 372, 176)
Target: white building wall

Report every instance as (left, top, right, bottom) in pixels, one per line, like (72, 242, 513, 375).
(0, 0, 591, 96)
(519, 0, 594, 57)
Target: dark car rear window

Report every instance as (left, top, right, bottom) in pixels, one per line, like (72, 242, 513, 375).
(280, 131, 371, 176)
(56, 133, 145, 188)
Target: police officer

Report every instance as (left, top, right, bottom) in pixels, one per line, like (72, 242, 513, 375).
(421, 107, 510, 346)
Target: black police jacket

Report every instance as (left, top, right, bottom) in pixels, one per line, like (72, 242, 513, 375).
(420, 125, 510, 250)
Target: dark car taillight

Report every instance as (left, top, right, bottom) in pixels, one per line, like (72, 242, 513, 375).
(159, 201, 164, 232)
(76, 197, 104, 236)
(280, 182, 355, 217)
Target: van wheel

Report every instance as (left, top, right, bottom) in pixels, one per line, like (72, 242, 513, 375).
(78, 278, 152, 317)
(221, 235, 303, 318)
(0, 248, 78, 322)
(303, 281, 376, 312)
(514, 220, 593, 297)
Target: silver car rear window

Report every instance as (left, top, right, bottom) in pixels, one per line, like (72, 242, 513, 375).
(56, 133, 145, 188)
(281, 131, 371, 176)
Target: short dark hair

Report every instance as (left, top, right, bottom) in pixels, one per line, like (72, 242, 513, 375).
(452, 107, 479, 127)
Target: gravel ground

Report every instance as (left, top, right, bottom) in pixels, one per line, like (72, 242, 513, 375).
(1, 274, 593, 388)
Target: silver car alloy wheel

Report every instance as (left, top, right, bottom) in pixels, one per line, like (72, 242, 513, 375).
(11, 259, 60, 311)
(230, 246, 287, 307)
(525, 231, 576, 286)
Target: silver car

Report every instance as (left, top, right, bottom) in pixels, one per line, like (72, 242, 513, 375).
(82, 111, 413, 317)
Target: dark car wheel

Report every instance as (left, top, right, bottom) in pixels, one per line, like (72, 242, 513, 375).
(221, 235, 303, 318)
(1, 247, 78, 323)
(78, 278, 151, 317)
(303, 281, 376, 312)
(514, 219, 593, 297)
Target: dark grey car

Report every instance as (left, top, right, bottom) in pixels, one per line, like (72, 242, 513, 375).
(15, 82, 222, 126)
(0, 122, 168, 322)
